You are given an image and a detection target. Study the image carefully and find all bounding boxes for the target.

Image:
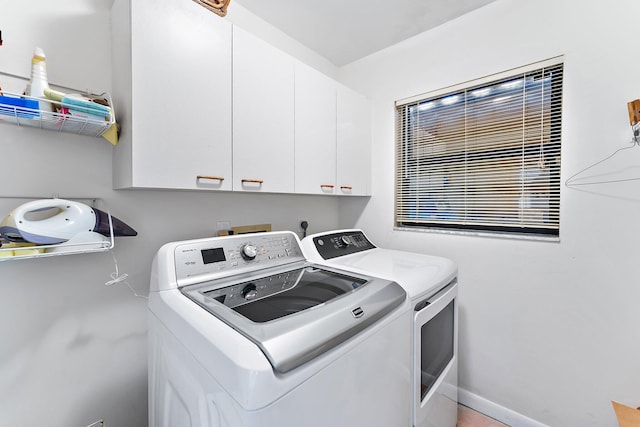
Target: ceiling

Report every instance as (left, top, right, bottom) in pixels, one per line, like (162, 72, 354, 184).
(233, 0, 496, 67)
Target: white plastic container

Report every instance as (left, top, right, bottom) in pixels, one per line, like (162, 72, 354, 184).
(28, 47, 54, 112)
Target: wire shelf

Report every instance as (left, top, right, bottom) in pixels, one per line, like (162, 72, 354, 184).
(0, 91, 115, 137)
(0, 196, 115, 261)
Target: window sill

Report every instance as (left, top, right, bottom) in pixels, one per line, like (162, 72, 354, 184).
(393, 226, 560, 243)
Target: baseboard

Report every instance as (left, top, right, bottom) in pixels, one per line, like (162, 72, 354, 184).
(458, 388, 550, 427)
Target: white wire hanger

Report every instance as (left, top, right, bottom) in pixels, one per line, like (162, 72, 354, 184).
(565, 123, 640, 187)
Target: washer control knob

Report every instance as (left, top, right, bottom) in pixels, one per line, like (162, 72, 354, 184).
(242, 283, 258, 300)
(340, 235, 352, 247)
(241, 244, 258, 260)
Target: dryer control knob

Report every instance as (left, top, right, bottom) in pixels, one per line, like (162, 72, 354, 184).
(241, 244, 258, 260)
(340, 235, 352, 247)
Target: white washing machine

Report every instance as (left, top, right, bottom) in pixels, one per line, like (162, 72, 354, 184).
(148, 231, 413, 427)
(301, 229, 459, 427)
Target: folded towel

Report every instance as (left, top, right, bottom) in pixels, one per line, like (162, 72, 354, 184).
(61, 95, 111, 118)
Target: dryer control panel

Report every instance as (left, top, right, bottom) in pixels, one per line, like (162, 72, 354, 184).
(312, 230, 376, 260)
(173, 231, 305, 286)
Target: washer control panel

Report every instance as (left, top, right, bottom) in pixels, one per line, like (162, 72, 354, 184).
(174, 232, 305, 285)
(312, 230, 376, 260)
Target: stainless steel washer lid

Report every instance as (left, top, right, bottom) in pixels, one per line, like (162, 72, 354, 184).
(181, 262, 407, 373)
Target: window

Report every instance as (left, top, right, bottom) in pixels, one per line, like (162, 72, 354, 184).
(395, 57, 563, 238)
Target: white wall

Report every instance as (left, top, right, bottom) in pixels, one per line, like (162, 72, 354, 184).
(226, 2, 339, 79)
(339, 0, 640, 426)
(0, 2, 340, 426)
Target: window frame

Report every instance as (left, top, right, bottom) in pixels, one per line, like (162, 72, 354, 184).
(394, 57, 564, 240)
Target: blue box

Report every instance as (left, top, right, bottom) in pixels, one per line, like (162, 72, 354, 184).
(0, 95, 40, 118)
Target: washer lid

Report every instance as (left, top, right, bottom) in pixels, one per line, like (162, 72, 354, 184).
(181, 263, 407, 373)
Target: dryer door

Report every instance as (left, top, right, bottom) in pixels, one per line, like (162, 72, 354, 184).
(413, 279, 458, 427)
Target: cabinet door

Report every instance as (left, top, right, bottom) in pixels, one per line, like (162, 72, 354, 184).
(130, 0, 232, 190)
(337, 85, 371, 196)
(233, 27, 295, 193)
(294, 62, 337, 195)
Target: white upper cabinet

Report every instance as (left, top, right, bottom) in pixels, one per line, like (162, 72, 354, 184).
(111, 2, 370, 196)
(112, 0, 232, 190)
(294, 61, 337, 195)
(232, 26, 295, 193)
(337, 85, 371, 196)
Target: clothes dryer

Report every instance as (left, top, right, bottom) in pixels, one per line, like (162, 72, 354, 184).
(301, 229, 458, 427)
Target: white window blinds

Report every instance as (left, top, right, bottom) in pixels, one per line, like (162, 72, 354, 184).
(395, 57, 563, 237)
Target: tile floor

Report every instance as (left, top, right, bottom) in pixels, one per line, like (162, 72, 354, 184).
(457, 404, 509, 427)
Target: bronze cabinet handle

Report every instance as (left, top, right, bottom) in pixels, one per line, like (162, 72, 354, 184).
(197, 175, 224, 181)
(241, 179, 264, 184)
(320, 184, 335, 189)
(340, 186, 353, 190)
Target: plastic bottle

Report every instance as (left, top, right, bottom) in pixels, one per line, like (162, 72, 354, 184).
(28, 47, 53, 112)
